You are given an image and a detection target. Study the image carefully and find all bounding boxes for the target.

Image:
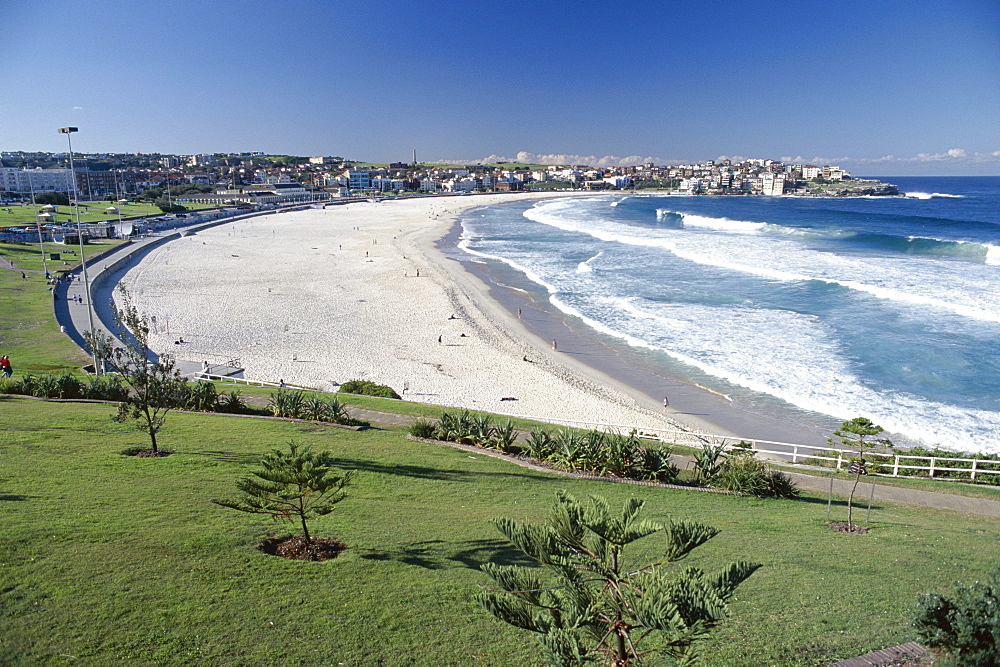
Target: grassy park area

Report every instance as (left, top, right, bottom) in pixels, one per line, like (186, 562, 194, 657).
(2, 397, 998, 664)
(0, 200, 220, 228)
(2, 236, 999, 664)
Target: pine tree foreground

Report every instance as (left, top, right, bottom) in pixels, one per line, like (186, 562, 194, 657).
(213, 442, 355, 560)
(477, 491, 760, 665)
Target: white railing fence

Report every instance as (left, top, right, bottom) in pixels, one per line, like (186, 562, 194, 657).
(482, 413, 1000, 484)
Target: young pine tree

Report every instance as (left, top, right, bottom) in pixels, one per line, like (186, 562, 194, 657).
(213, 442, 354, 545)
(476, 491, 759, 665)
(829, 417, 892, 529)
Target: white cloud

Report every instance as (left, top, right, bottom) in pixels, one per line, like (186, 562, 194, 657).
(434, 147, 1000, 170)
(441, 151, 672, 168)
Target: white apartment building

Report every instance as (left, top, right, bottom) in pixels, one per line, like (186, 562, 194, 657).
(761, 173, 786, 196)
(0, 167, 75, 194)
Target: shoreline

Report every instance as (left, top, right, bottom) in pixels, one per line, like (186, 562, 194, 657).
(117, 193, 832, 447)
(434, 209, 834, 448)
(119, 194, 685, 434)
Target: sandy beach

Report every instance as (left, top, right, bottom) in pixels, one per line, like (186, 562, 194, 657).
(118, 194, 698, 434)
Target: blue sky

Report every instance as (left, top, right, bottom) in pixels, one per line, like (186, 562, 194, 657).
(1, 0, 997, 175)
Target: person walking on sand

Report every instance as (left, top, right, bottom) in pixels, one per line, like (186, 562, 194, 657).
(1, 355, 12, 378)
(552, 339, 557, 351)
(663, 396, 670, 411)
(438, 334, 442, 345)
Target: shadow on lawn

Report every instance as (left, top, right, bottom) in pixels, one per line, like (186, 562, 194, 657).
(188, 450, 265, 465)
(326, 456, 552, 483)
(359, 538, 535, 571)
(0, 493, 34, 501)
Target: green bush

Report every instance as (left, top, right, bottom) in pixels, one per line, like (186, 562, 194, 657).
(338, 380, 401, 400)
(266, 389, 367, 428)
(86, 375, 129, 402)
(183, 381, 219, 412)
(217, 390, 249, 414)
(913, 569, 1000, 665)
(718, 453, 798, 498)
(408, 419, 437, 439)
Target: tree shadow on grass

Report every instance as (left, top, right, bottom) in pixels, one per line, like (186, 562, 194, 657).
(326, 456, 553, 483)
(186, 450, 264, 465)
(0, 493, 34, 501)
(358, 538, 535, 571)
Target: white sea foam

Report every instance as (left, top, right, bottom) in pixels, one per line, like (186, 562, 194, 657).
(986, 244, 1000, 265)
(576, 251, 602, 273)
(524, 198, 1000, 323)
(904, 191, 965, 199)
(676, 212, 767, 233)
(547, 294, 1000, 452)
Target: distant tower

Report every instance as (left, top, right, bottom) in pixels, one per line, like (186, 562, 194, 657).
(413, 149, 417, 166)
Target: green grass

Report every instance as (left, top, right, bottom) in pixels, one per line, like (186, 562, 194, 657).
(0, 246, 88, 374)
(0, 201, 220, 227)
(2, 397, 999, 665)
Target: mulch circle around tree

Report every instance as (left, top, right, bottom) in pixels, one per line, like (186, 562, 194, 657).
(828, 521, 869, 534)
(120, 446, 174, 457)
(259, 535, 346, 561)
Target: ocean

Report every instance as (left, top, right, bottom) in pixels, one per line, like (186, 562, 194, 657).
(457, 177, 1000, 454)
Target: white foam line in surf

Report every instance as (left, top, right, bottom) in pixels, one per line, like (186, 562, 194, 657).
(523, 202, 1000, 323)
(457, 237, 560, 295)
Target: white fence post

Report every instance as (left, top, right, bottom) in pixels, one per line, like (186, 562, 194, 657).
(893, 455, 900, 477)
(970, 459, 978, 481)
(836, 451, 844, 471)
(929, 457, 936, 478)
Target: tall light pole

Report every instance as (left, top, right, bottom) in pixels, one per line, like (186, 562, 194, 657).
(59, 126, 101, 374)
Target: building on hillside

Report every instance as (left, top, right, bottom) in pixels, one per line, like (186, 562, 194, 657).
(761, 173, 786, 196)
(0, 167, 74, 195)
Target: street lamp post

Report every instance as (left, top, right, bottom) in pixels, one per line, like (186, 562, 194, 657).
(59, 126, 101, 374)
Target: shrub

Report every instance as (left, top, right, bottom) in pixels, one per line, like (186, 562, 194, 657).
(913, 569, 1000, 665)
(693, 443, 728, 485)
(489, 420, 517, 453)
(635, 445, 680, 483)
(408, 419, 437, 439)
(217, 390, 248, 414)
(523, 429, 556, 460)
(86, 375, 129, 402)
(338, 380, 401, 400)
(183, 381, 219, 412)
(268, 389, 306, 419)
(718, 453, 799, 498)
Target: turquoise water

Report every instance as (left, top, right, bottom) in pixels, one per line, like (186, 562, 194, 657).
(459, 177, 1000, 452)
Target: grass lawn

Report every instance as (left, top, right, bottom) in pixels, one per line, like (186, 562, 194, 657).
(0, 241, 128, 375)
(0, 201, 220, 227)
(2, 398, 999, 665)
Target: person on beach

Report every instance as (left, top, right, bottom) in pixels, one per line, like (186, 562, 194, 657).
(663, 396, 670, 411)
(1, 355, 12, 377)
(517, 308, 522, 319)
(438, 334, 442, 345)
(552, 339, 557, 351)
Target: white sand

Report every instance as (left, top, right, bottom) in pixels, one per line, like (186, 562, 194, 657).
(119, 194, 687, 432)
